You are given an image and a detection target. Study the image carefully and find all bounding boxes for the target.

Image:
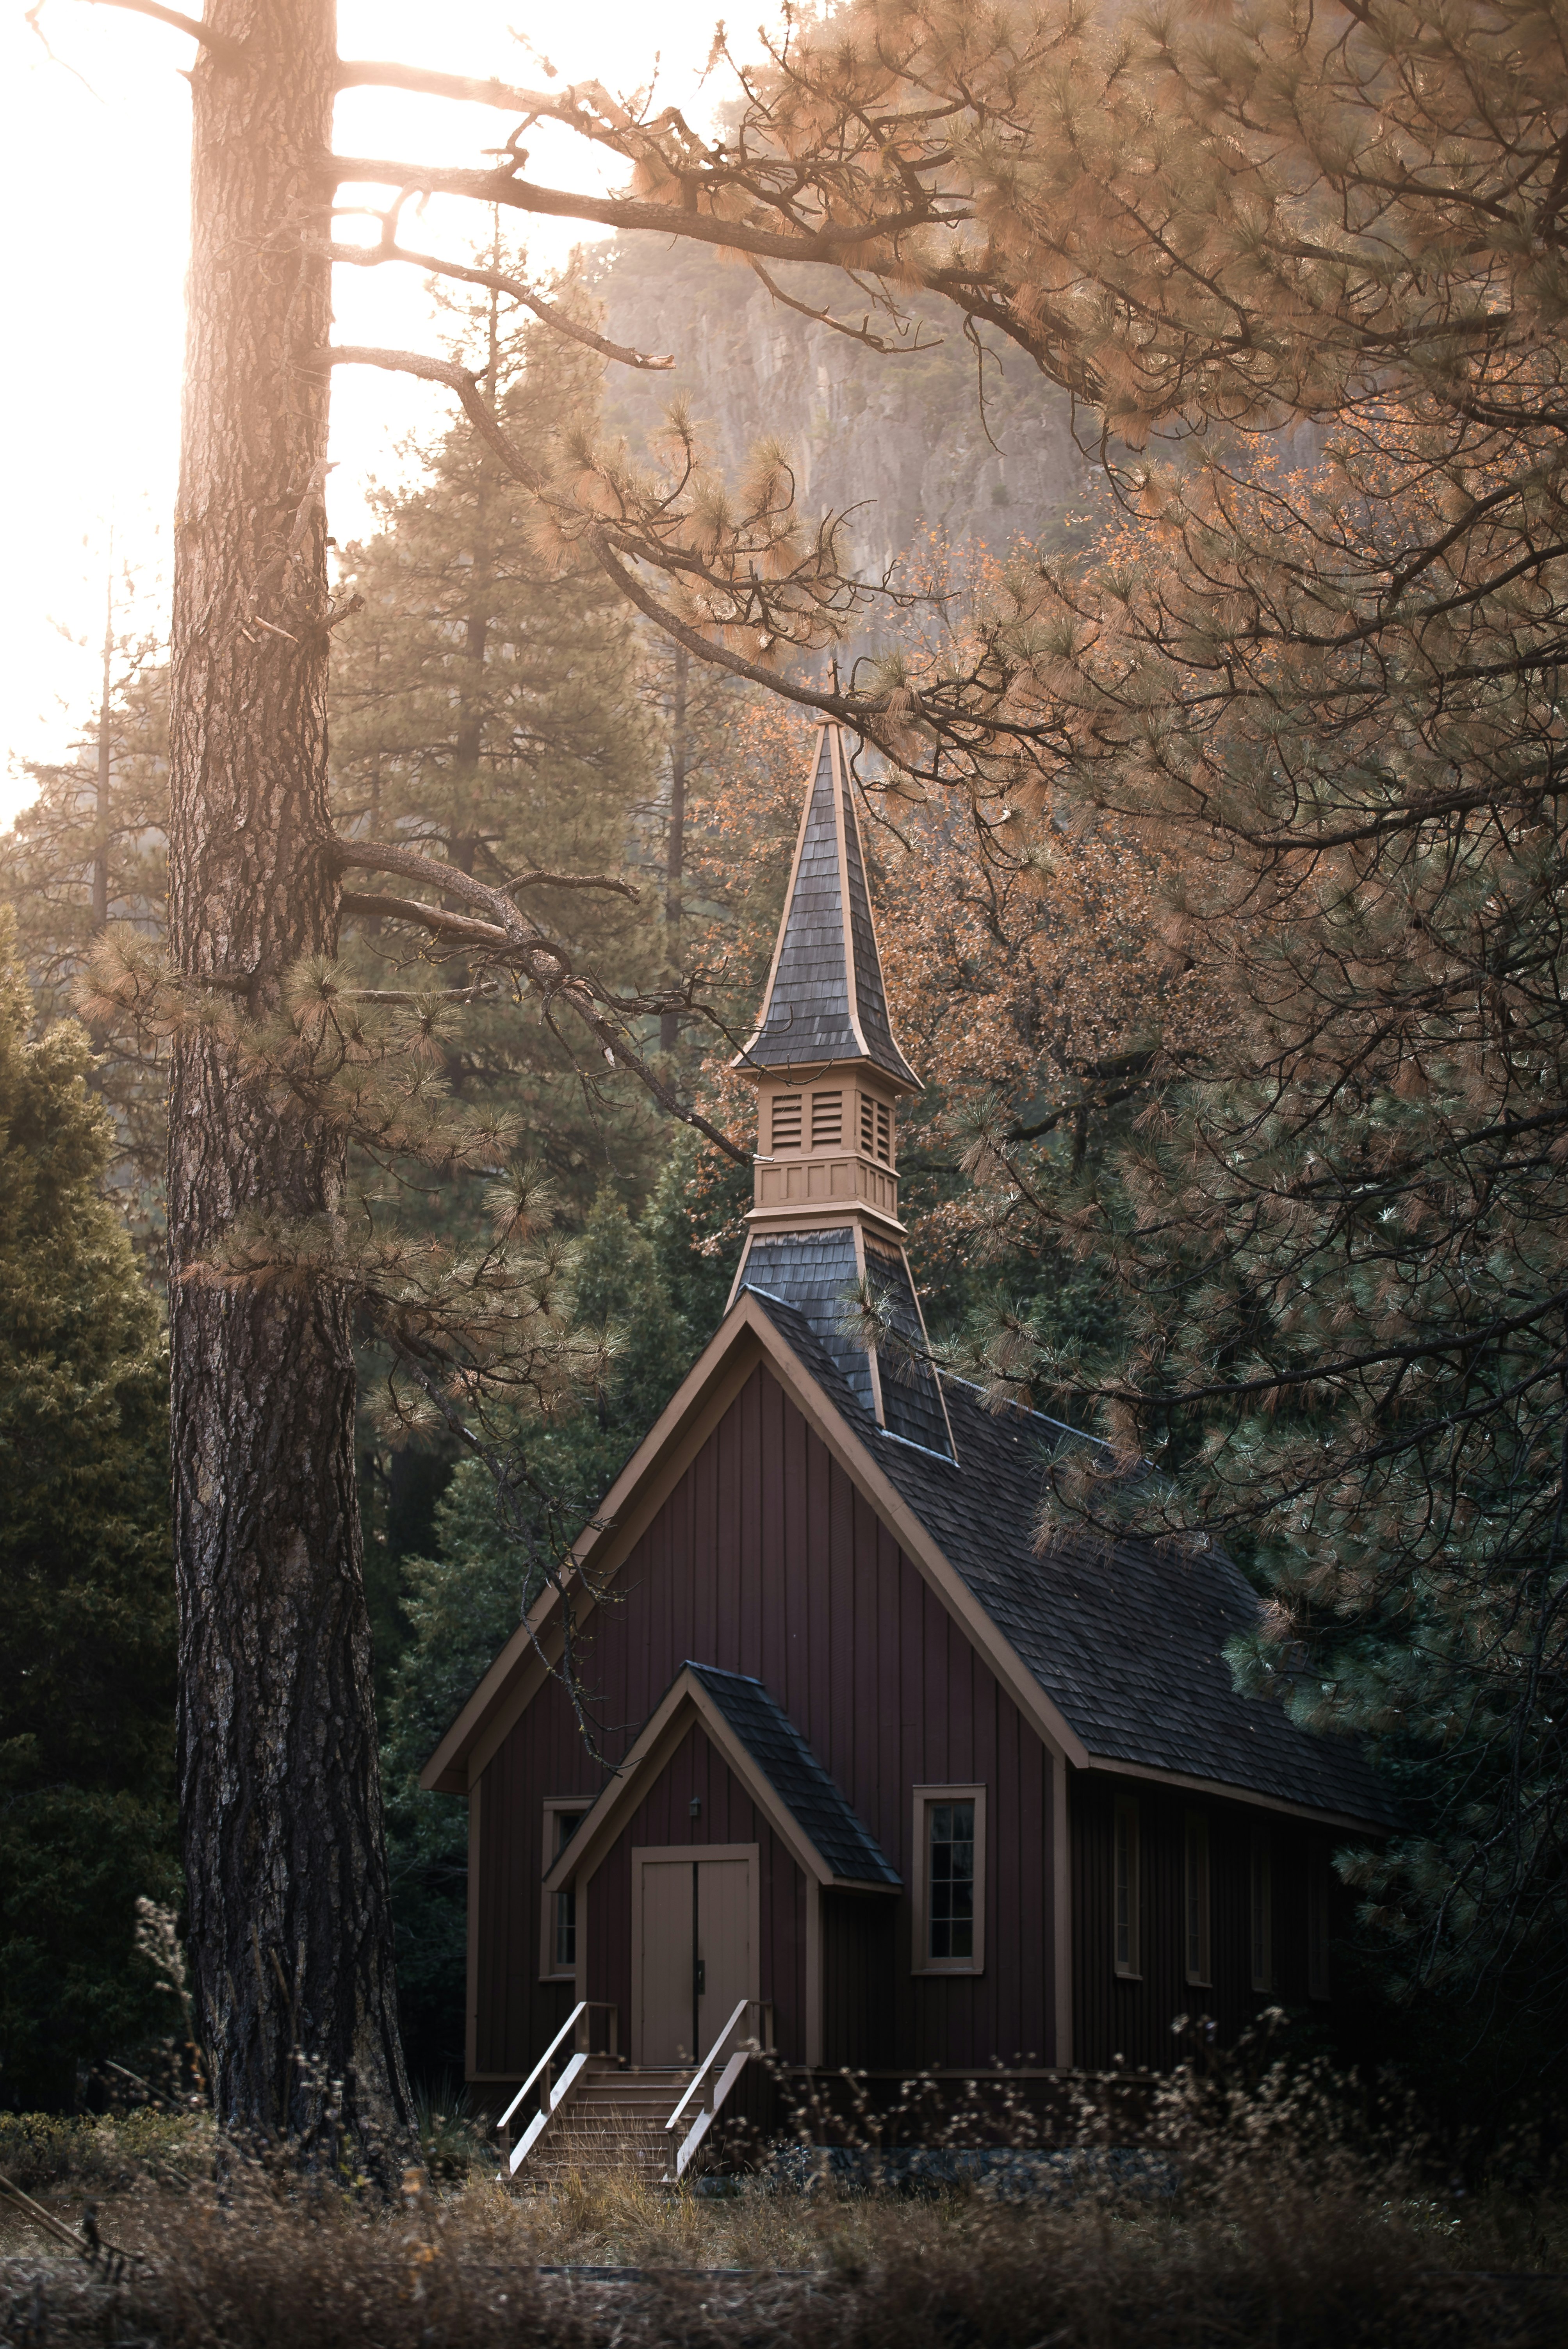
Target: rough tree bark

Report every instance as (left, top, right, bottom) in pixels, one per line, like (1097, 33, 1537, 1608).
(659, 643, 688, 1057)
(166, 0, 412, 2146)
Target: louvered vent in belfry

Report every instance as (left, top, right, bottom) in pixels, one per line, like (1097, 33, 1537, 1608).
(811, 1091, 844, 1147)
(770, 1094, 803, 1151)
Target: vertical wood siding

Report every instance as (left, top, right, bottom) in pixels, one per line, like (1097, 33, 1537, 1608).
(472, 1363, 1061, 2078)
(1071, 1771, 1358, 2070)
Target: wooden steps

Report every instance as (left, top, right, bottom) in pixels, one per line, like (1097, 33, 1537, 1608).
(517, 2063, 693, 2186)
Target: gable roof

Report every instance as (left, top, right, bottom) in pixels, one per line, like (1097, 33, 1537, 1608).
(540, 1661, 899, 1895)
(745, 1289, 1397, 1831)
(687, 1664, 901, 1886)
(738, 725, 919, 1088)
(424, 1286, 1394, 1834)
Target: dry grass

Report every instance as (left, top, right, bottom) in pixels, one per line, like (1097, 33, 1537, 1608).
(7, 2035, 1567, 2348)
(4, 2146, 1567, 2348)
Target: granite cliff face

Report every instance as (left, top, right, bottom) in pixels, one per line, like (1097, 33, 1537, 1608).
(589, 240, 1087, 582)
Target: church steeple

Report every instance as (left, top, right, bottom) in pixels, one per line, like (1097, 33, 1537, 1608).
(728, 723, 956, 1462)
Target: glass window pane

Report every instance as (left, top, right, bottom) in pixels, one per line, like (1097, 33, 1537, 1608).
(928, 1798, 976, 1962)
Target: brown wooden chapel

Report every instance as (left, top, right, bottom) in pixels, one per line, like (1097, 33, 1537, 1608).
(422, 723, 1393, 2153)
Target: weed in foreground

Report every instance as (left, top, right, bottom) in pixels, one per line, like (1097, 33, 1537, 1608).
(0, 2148, 1563, 2348)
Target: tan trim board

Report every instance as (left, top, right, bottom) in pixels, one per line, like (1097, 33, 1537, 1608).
(804, 1875, 822, 2067)
(540, 1796, 592, 1982)
(426, 1287, 1377, 1868)
(1052, 1754, 1072, 2068)
(1086, 1754, 1388, 1835)
(739, 1312, 1087, 1773)
(829, 723, 873, 1064)
(465, 1776, 481, 2082)
(733, 726, 824, 1074)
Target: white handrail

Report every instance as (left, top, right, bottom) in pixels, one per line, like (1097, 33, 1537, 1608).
(665, 1996, 752, 2134)
(496, 2001, 585, 2133)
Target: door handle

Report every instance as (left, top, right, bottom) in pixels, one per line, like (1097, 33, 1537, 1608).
(694, 1957, 706, 1996)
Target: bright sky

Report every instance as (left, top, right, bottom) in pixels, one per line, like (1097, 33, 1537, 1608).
(1, 0, 764, 827)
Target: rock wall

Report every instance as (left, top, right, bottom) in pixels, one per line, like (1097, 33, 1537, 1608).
(589, 240, 1086, 582)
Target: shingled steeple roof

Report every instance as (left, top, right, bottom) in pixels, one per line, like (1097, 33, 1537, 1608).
(739, 725, 918, 1090)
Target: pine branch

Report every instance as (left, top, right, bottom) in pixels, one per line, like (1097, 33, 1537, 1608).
(331, 155, 950, 267)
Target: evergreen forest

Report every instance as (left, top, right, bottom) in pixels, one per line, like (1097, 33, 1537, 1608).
(7, 0, 1568, 2211)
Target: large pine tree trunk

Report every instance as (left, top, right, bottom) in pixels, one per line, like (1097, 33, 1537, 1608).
(166, 0, 412, 2148)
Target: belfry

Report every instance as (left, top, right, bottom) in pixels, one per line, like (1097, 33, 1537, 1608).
(727, 722, 956, 1460)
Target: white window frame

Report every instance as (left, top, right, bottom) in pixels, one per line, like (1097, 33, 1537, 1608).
(1113, 1795, 1142, 1979)
(1249, 1829, 1273, 1994)
(911, 1784, 986, 1975)
(540, 1797, 590, 1982)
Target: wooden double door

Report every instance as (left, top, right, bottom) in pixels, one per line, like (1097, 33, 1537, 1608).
(633, 1843, 757, 2065)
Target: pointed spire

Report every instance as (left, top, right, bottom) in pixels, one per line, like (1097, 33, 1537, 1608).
(727, 722, 956, 1462)
(739, 724, 918, 1091)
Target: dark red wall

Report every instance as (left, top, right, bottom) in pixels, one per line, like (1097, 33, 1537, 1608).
(1070, 1770, 1350, 2071)
(473, 1362, 1063, 2078)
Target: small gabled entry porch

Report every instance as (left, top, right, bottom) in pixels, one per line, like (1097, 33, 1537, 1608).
(499, 1664, 897, 2181)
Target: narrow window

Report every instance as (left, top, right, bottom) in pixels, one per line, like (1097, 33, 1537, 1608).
(770, 1093, 802, 1151)
(928, 1800, 975, 1960)
(1183, 1812, 1211, 1986)
(912, 1785, 986, 1973)
(811, 1090, 843, 1147)
(1249, 1830, 1273, 1993)
(541, 1801, 588, 1979)
(1113, 1797, 1141, 1978)
(876, 1100, 892, 1164)
(1307, 1845, 1332, 2000)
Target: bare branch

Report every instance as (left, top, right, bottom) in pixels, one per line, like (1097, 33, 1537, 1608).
(327, 236, 674, 371)
(338, 890, 513, 950)
(335, 57, 565, 115)
(76, 0, 244, 66)
(336, 836, 636, 911)
(502, 866, 641, 899)
(744, 255, 934, 355)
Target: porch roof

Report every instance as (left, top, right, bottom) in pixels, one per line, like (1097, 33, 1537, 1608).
(541, 1659, 900, 1896)
(685, 1664, 900, 1887)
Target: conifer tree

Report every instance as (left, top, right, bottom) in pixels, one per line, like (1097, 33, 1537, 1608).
(0, 912, 176, 2109)
(69, 0, 1568, 2117)
(331, 262, 664, 1204)
(4, 606, 169, 1224)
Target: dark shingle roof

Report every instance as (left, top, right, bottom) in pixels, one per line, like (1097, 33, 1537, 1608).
(744, 730, 918, 1086)
(742, 1228, 956, 1461)
(687, 1662, 901, 1885)
(743, 1289, 1397, 1830)
(743, 1229, 875, 1419)
(862, 1239, 956, 1459)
